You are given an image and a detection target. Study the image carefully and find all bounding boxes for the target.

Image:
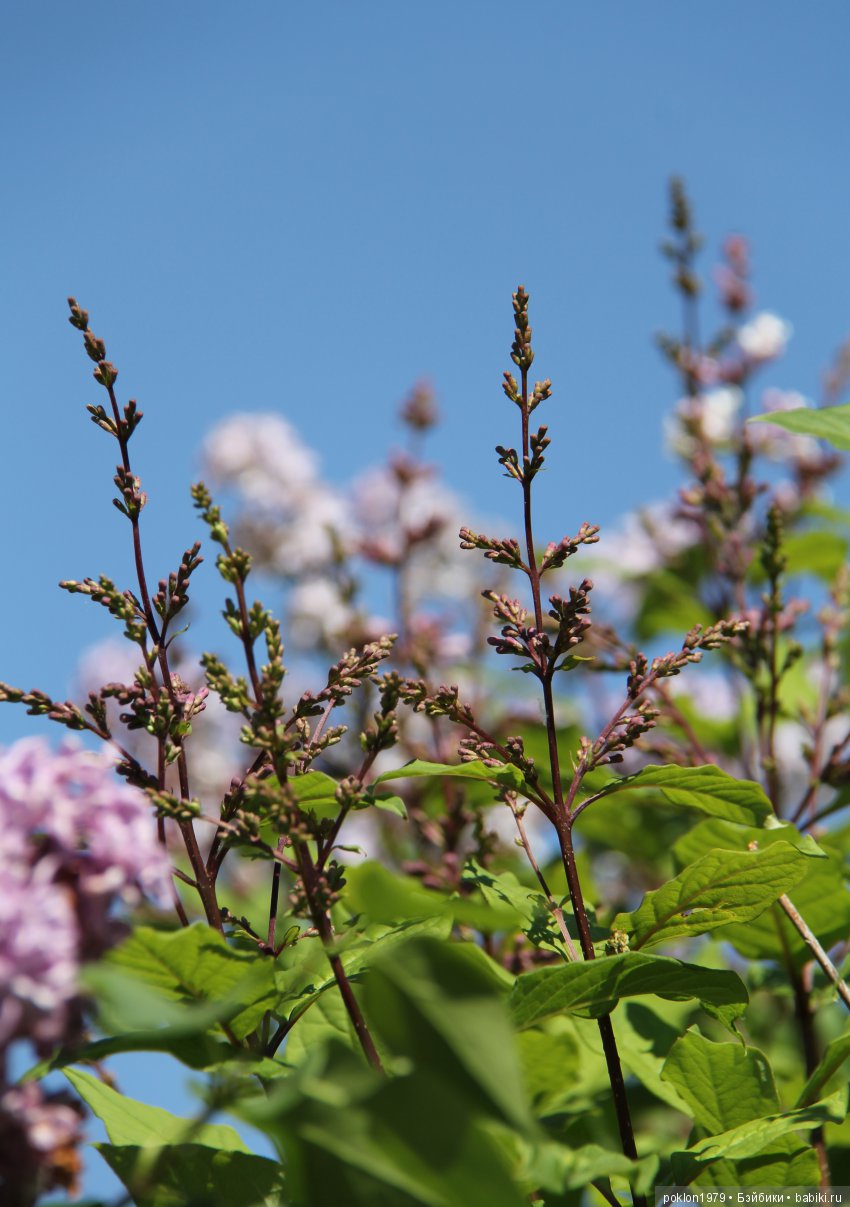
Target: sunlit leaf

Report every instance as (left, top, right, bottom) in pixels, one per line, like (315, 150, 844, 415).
(583, 764, 772, 827)
(375, 757, 527, 792)
(104, 924, 278, 1040)
(64, 1068, 248, 1152)
(510, 952, 748, 1034)
(613, 840, 818, 950)
(98, 1144, 286, 1207)
(661, 1030, 824, 1186)
(748, 401, 850, 451)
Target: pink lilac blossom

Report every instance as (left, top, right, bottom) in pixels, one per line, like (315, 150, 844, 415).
(0, 739, 171, 905)
(1, 1082, 84, 1156)
(0, 738, 171, 1049)
(0, 861, 77, 1047)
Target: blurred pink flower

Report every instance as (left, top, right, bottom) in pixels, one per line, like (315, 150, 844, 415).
(737, 312, 792, 362)
(202, 413, 319, 510)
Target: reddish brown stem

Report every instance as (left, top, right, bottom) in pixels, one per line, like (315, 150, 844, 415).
(293, 841, 383, 1072)
(511, 357, 644, 1205)
(105, 382, 221, 930)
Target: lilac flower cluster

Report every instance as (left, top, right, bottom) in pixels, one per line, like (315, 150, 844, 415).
(0, 738, 170, 1200)
(202, 408, 483, 662)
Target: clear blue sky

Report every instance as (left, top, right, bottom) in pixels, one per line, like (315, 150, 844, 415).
(3, 3, 850, 1197)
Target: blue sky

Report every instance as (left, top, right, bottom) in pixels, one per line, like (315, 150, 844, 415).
(3, 3, 850, 1197)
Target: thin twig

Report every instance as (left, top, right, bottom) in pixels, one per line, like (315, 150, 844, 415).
(511, 802, 578, 961)
(778, 894, 850, 1012)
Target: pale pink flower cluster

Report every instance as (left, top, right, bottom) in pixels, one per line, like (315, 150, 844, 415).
(0, 738, 171, 1049)
(737, 312, 793, 363)
(666, 386, 744, 456)
(587, 500, 697, 581)
(202, 413, 319, 511)
(75, 639, 244, 810)
(202, 413, 353, 576)
(351, 463, 482, 606)
(0, 1081, 85, 1201)
(202, 413, 484, 657)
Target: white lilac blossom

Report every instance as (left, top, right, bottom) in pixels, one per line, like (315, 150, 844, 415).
(588, 500, 696, 580)
(665, 387, 744, 456)
(579, 501, 698, 623)
(202, 413, 319, 511)
(669, 669, 740, 722)
(203, 415, 354, 576)
(269, 484, 352, 575)
(737, 312, 793, 363)
(351, 466, 466, 558)
(288, 576, 356, 647)
(352, 464, 484, 604)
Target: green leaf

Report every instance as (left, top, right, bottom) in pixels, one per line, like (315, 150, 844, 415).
(374, 757, 527, 793)
(284, 981, 365, 1067)
(64, 1068, 248, 1152)
(583, 764, 772, 827)
(272, 914, 453, 1036)
(675, 823, 850, 968)
(363, 937, 532, 1134)
(611, 1001, 694, 1114)
(634, 569, 714, 640)
(670, 1090, 847, 1182)
(610, 999, 695, 1110)
(364, 790, 407, 818)
(244, 1039, 529, 1207)
(613, 840, 818, 950)
(50, 965, 230, 1070)
(796, 1026, 850, 1107)
(98, 1144, 287, 1207)
(515, 1023, 582, 1115)
(344, 860, 521, 932)
(463, 861, 578, 958)
(662, 1029, 781, 1133)
(514, 1137, 659, 1198)
(105, 924, 278, 1040)
(748, 400, 850, 451)
(289, 769, 342, 820)
(510, 952, 748, 1034)
(672, 817, 825, 866)
(661, 1030, 824, 1187)
(748, 530, 849, 583)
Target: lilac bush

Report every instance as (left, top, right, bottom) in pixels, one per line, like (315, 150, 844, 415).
(1, 180, 850, 1205)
